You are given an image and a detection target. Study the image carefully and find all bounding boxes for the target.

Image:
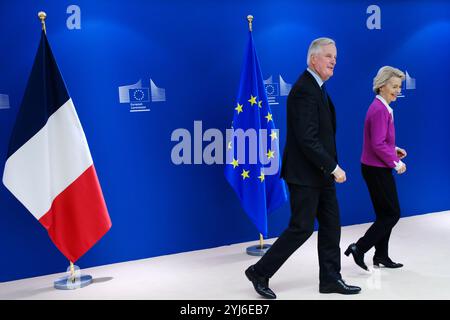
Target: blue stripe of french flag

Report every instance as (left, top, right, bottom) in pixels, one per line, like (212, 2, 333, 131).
(2, 31, 111, 263)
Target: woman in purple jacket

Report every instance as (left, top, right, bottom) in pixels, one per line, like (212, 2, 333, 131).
(345, 66, 407, 270)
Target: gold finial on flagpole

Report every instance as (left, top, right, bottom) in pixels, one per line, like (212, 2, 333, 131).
(247, 15, 253, 32)
(38, 11, 47, 34)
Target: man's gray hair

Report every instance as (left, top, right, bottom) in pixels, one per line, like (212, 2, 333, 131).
(373, 66, 405, 94)
(306, 37, 336, 66)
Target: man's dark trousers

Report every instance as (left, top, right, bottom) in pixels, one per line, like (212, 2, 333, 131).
(254, 183, 342, 284)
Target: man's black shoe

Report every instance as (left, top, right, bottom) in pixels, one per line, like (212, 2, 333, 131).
(319, 279, 361, 295)
(245, 265, 276, 299)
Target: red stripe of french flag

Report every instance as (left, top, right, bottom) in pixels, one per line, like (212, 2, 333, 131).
(40, 165, 111, 262)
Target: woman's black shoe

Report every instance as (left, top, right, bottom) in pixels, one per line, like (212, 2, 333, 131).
(373, 257, 403, 268)
(344, 243, 368, 271)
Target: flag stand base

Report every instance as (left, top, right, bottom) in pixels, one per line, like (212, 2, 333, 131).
(54, 274, 93, 290)
(246, 244, 271, 256)
(54, 264, 93, 290)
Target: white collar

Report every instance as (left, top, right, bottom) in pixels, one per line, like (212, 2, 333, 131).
(376, 95, 393, 115)
(307, 67, 324, 88)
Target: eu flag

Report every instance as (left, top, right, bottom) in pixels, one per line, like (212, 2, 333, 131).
(225, 31, 287, 238)
(129, 88, 150, 102)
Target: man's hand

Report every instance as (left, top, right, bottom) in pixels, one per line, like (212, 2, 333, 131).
(396, 147, 407, 159)
(333, 165, 346, 183)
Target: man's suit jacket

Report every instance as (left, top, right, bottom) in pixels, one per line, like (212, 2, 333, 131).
(281, 70, 338, 187)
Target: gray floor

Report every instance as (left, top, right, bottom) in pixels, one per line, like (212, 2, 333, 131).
(1, 211, 450, 300)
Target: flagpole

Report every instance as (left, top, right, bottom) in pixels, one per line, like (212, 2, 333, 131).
(250, 14, 266, 253)
(70, 261, 76, 282)
(35, 11, 93, 289)
(242, 14, 271, 257)
(249, 14, 266, 252)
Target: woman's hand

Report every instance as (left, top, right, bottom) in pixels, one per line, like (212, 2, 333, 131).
(396, 147, 407, 159)
(396, 162, 406, 174)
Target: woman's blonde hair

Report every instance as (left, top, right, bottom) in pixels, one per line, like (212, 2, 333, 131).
(373, 66, 405, 94)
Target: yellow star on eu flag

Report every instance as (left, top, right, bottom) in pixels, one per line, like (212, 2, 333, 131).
(248, 95, 257, 106)
(231, 158, 239, 168)
(265, 112, 273, 122)
(241, 169, 250, 179)
(258, 100, 262, 108)
(270, 131, 278, 141)
(235, 103, 243, 114)
(258, 171, 265, 182)
(266, 149, 275, 159)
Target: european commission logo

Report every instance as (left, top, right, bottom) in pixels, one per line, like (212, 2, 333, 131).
(263, 75, 292, 105)
(0, 93, 10, 110)
(398, 70, 416, 98)
(118, 79, 166, 112)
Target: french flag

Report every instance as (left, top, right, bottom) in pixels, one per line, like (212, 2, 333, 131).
(2, 31, 112, 263)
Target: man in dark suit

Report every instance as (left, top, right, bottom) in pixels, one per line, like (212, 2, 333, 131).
(245, 37, 361, 298)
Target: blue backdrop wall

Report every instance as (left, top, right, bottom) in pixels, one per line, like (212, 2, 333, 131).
(1, 0, 449, 282)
